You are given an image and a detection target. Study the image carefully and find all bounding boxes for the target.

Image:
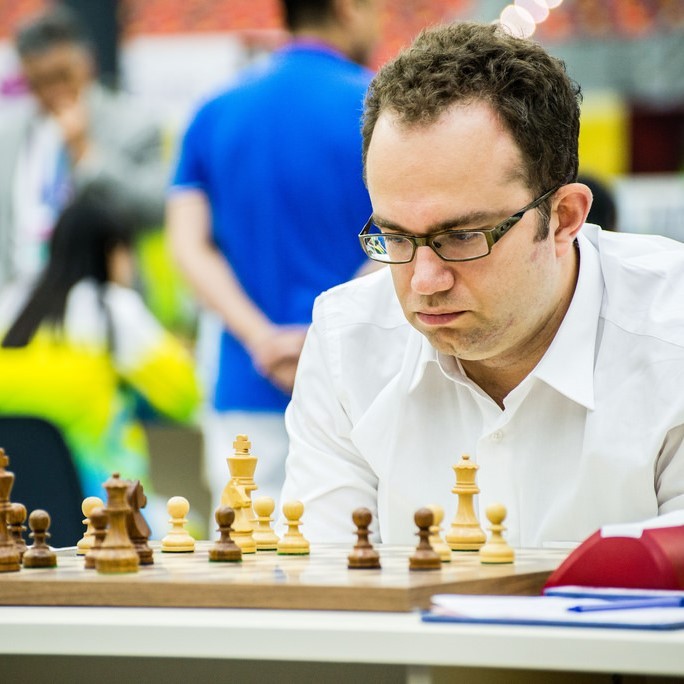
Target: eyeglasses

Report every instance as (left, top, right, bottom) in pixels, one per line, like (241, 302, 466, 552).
(358, 185, 561, 264)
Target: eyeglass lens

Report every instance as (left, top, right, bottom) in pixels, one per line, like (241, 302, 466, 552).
(363, 229, 489, 263)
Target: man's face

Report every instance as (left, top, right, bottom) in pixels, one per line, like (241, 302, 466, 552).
(365, 101, 565, 366)
(20, 42, 92, 114)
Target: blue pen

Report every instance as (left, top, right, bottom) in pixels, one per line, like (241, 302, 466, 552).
(568, 597, 684, 613)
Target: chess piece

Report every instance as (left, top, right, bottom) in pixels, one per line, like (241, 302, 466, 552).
(0, 449, 21, 572)
(348, 507, 381, 569)
(126, 480, 154, 565)
(161, 496, 196, 553)
(7, 502, 28, 561)
(446, 454, 486, 552)
(409, 507, 441, 571)
(84, 506, 107, 569)
(277, 500, 310, 555)
(76, 496, 104, 555)
(427, 504, 452, 563)
(252, 496, 279, 551)
(96, 473, 140, 574)
(479, 503, 515, 564)
(220, 434, 258, 553)
(23, 509, 57, 568)
(209, 506, 242, 562)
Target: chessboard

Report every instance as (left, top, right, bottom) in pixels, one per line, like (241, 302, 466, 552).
(0, 542, 566, 612)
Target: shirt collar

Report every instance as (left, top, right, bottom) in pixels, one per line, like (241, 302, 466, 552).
(406, 227, 604, 409)
(279, 39, 349, 63)
(532, 230, 602, 410)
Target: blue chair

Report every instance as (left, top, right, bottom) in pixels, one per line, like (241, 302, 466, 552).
(0, 416, 84, 548)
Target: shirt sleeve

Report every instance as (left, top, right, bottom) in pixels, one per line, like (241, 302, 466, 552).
(280, 296, 379, 544)
(104, 284, 202, 422)
(169, 104, 210, 192)
(656, 423, 684, 514)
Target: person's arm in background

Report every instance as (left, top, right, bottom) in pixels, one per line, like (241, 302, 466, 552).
(166, 189, 306, 393)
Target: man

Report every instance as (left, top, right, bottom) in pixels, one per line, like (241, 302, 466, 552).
(0, 5, 167, 289)
(167, 0, 380, 514)
(280, 22, 684, 546)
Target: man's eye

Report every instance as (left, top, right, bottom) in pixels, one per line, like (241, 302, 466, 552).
(385, 235, 406, 245)
(438, 232, 478, 245)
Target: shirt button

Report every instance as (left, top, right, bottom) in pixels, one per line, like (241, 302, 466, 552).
(490, 430, 504, 442)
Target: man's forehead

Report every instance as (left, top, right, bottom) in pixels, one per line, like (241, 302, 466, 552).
(368, 103, 526, 184)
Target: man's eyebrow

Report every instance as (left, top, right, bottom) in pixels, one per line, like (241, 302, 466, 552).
(372, 209, 503, 234)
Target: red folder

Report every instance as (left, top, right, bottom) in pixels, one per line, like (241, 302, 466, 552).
(544, 525, 684, 591)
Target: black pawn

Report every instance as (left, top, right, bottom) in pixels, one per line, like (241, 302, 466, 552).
(409, 507, 441, 571)
(23, 509, 57, 568)
(8, 502, 28, 560)
(348, 507, 381, 569)
(209, 506, 242, 562)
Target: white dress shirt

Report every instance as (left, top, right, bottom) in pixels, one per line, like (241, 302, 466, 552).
(281, 224, 684, 547)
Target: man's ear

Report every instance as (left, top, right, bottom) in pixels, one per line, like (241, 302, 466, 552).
(552, 182, 593, 257)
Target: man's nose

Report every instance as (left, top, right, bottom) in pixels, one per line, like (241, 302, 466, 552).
(410, 245, 455, 295)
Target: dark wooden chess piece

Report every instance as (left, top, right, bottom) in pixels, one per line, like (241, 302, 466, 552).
(8, 502, 28, 561)
(348, 507, 381, 569)
(409, 507, 442, 571)
(84, 506, 108, 569)
(96, 473, 139, 574)
(209, 505, 242, 562)
(23, 509, 57, 568)
(126, 480, 154, 565)
(0, 449, 21, 573)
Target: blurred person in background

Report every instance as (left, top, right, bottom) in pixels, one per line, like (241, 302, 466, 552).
(578, 173, 618, 231)
(0, 4, 168, 291)
(167, 0, 381, 520)
(0, 189, 201, 536)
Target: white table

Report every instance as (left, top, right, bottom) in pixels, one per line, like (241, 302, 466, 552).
(1, 605, 683, 683)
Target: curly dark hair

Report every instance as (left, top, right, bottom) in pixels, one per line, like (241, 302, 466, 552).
(362, 22, 582, 236)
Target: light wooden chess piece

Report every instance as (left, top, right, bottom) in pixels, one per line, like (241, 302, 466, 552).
(8, 502, 28, 561)
(84, 506, 107, 569)
(409, 507, 441, 571)
(76, 496, 104, 555)
(220, 435, 258, 553)
(479, 503, 515, 565)
(427, 504, 452, 563)
(23, 509, 57, 568)
(348, 507, 381, 569)
(0, 448, 21, 573)
(277, 500, 310, 555)
(252, 496, 279, 551)
(209, 505, 242, 562)
(96, 473, 139, 574)
(161, 496, 196, 553)
(446, 454, 486, 552)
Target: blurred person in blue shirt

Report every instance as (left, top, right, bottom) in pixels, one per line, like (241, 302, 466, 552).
(167, 0, 381, 520)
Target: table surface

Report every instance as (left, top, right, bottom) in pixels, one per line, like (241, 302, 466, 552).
(0, 604, 683, 678)
(2, 542, 683, 681)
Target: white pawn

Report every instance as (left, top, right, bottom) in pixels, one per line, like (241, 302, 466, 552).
(252, 496, 279, 551)
(479, 503, 515, 564)
(76, 496, 105, 555)
(277, 500, 309, 555)
(427, 503, 452, 563)
(161, 496, 195, 553)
